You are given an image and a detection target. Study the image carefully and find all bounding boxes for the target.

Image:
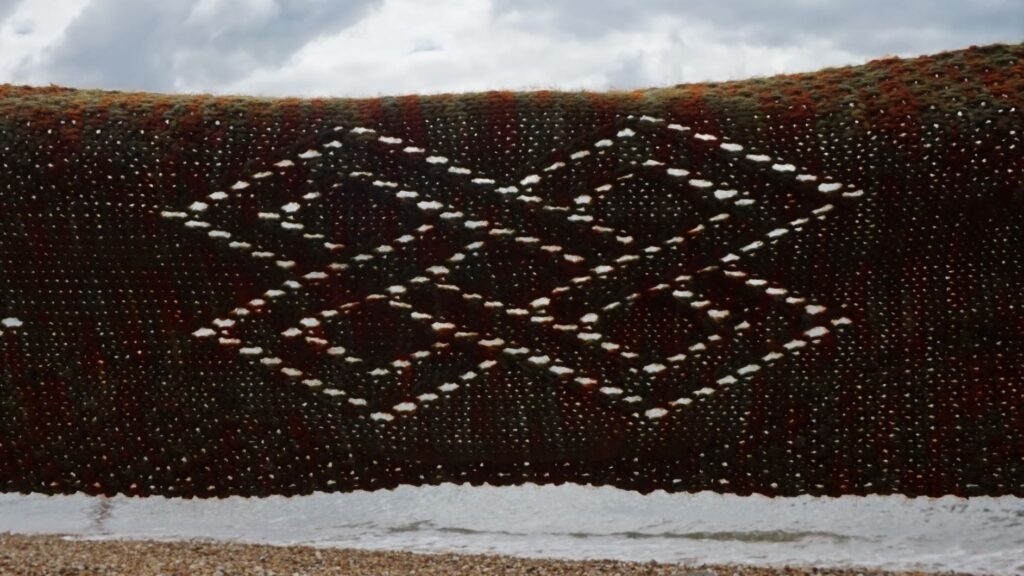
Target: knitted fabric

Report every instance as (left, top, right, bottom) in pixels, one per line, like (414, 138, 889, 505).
(0, 43, 1022, 498)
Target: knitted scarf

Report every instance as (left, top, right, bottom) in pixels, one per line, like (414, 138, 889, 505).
(1, 43, 1021, 498)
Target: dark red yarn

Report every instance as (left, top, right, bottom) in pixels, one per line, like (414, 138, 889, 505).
(0, 43, 1022, 498)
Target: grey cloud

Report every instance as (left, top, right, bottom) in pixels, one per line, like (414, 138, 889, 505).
(494, 0, 1024, 57)
(0, 0, 21, 22)
(6, 0, 1020, 97)
(29, 0, 382, 91)
(604, 53, 648, 90)
(409, 39, 442, 54)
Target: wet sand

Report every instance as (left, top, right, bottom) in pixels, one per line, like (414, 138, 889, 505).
(0, 533, 974, 575)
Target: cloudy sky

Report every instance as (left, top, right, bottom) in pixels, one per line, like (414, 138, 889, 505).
(0, 0, 1019, 97)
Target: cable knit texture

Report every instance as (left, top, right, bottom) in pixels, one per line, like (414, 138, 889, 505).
(0, 43, 1021, 498)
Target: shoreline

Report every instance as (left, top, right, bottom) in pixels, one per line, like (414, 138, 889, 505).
(0, 533, 976, 576)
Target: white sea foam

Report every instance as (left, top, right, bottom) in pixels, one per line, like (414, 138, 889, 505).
(1, 485, 1021, 574)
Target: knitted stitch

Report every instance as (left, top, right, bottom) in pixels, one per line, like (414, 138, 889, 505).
(0, 43, 1022, 498)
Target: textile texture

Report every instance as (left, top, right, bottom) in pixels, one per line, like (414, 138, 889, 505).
(0, 43, 1022, 498)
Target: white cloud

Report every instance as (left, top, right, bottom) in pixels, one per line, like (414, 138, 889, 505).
(212, 0, 861, 97)
(0, 0, 1019, 96)
(7, 0, 381, 92)
(0, 0, 89, 84)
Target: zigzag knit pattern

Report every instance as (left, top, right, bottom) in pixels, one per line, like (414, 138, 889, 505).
(1, 43, 1022, 498)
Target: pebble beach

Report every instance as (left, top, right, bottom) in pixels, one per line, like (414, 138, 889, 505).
(0, 533, 978, 576)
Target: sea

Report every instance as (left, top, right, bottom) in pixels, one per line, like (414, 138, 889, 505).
(1, 484, 1022, 574)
